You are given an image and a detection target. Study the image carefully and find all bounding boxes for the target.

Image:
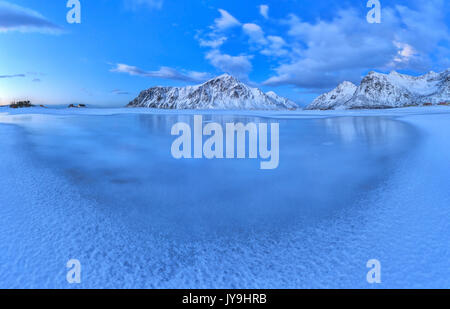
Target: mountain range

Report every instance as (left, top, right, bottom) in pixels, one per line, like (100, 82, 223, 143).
(127, 70, 450, 111)
(127, 74, 298, 110)
(307, 69, 450, 110)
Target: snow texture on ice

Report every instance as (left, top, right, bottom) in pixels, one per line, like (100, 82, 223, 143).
(0, 107, 449, 288)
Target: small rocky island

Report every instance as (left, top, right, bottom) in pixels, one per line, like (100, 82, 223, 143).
(9, 101, 34, 108)
(68, 104, 87, 108)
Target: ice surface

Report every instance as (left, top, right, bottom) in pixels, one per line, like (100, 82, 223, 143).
(0, 107, 449, 288)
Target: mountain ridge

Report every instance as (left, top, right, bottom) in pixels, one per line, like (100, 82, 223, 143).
(127, 74, 298, 110)
(307, 69, 450, 110)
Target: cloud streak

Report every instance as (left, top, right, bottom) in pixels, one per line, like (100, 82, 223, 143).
(0, 1, 62, 33)
(110, 64, 212, 83)
(0, 74, 25, 79)
(111, 89, 130, 95)
(214, 9, 241, 30)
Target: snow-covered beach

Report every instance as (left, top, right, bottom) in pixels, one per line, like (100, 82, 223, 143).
(0, 107, 449, 288)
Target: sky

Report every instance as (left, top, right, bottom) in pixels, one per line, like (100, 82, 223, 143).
(0, 0, 449, 107)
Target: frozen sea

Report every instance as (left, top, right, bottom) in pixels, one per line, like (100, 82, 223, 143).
(0, 107, 449, 288)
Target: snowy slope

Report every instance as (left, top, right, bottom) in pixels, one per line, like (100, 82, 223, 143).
(306, 81, 357, 110)
(127, 74, 298, 110)
(426, 69, 450, 103)
(307, 69, 450, 110)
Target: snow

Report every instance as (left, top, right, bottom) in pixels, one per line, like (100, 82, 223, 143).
(387, 71, 439, 96)
(307, 81, 357, 110)
(0, 107, 450, 288)
(128, 74, 298, 110)
(308, 69, 450, 110)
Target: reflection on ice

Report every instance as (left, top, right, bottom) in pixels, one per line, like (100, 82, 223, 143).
(136, 113, 272, 134)
(323, 117, 410, 145)
(0, 111, 428, 288)
(4, 113, 417, 237)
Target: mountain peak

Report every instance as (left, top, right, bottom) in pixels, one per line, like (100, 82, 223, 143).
(307, 68, 450, 110)
(306, 80, 357, 110)
(210, 73, 238, 82)
(200, 74, 243, 88)
(338, 81, 356, 87)
(127, 74, 297, 110)
(216, 73, 233, 79)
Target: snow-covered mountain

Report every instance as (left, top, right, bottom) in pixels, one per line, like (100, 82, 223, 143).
(307, 69, 450, 110)
(127, 74, 298, 110)
(306, 81, 357, 110)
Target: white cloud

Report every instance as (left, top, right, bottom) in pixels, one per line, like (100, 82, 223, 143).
(393, 42, 417, 64)
(243, 23, 267, 45)
(242, 24, 289, 58)
(259, 5, 269, 19)
(110, 64, 211, 83)
(264, 0, 450, 89)
(214, 9, 241, 30)
(197, 35, 228, 48)
(205, 50, 253, 80)
(0, 1, 62, 34)
(195, 9, 240, 49)
(196, 9, 252, 79)
(261, 36, 288, 57)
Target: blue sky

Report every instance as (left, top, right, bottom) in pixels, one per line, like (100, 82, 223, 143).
(0, 0, 449, 106)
